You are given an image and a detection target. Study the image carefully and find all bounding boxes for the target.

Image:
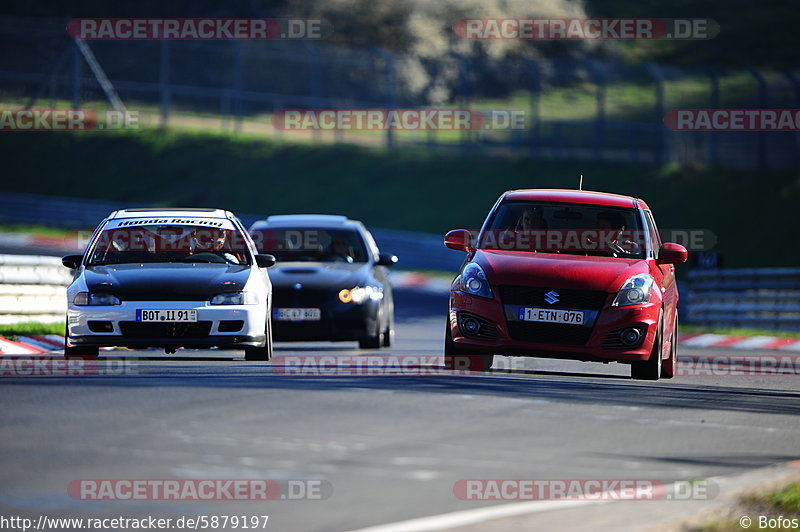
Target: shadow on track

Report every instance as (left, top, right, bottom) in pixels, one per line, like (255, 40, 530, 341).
(4, 360, 800, 417)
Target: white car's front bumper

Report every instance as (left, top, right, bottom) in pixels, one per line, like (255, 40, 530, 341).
(66, 300, 268, 349)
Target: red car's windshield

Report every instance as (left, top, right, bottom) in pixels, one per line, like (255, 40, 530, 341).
(480, 201, 647, 259)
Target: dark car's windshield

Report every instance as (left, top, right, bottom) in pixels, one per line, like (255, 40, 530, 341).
(87, 224, 252, 266)
(480, 201, 646, 259)
(251, 227, 369, 263)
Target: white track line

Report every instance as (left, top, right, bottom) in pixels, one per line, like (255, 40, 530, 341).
(345, 498, 605, 532)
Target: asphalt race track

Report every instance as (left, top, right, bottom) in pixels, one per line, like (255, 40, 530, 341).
(1, 290, 799, 531)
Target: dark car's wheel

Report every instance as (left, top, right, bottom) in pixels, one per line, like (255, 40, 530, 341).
(245, 320, 273, 361)
(382, 309, 394, 347)
(631, 316, 662, 380)
(358, 331, 383, 349)
(661, 314, 678, 379)
(443, 320, 493, 372)
(359, 307, 386, 349)
(63, 322, 99, 359)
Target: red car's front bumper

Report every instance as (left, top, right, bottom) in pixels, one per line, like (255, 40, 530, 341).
(449, 290, 660, 363)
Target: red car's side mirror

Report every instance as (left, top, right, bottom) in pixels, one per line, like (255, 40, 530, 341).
(657, 243, 688, 265)
(444, 229, 473, 253)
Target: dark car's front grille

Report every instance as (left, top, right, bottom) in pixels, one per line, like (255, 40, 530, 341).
(119, 321, 212, 338)
(272, 288, 331, 308)
(499, 285, 609, 310)
(506, 322, 593, 345)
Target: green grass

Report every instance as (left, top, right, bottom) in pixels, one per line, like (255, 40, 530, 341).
(1, 129, 799, 268)
(0, 322, 64, 338)
(0, 225, 74, 237)
(694, 482, 800, 531)
(752, 482, 800, 513)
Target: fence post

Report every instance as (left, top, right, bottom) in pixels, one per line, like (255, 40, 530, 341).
(747, 68, 768, 169)
(159, 40, 171, 128)
(522, 58, 541, 157)
(449, 52, 470, 152)
(645, 62, 665, 165)
(233, 40, 244, 133)
(303, 41, 322, 143)
(587, 60, 606, 160)
(71, 39, 81, 110)
(373, 48, 397, 149)
(783, 70, 800, 169)
(704, 68, 719, 167)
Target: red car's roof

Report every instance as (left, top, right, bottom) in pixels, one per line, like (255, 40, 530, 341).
(503, 189, 646, 209)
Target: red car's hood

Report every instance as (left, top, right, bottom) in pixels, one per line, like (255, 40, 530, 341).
(476, 249, 648, 293)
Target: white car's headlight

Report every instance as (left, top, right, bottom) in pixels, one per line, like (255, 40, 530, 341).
(210, 292, 258, 305)
(339, 286, 383, 304)
(73, 292, 121, 306)
(611, 274, 655, 307)
(460, 262, 493, 299)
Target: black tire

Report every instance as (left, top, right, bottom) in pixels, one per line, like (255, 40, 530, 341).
(358, 332, 383, 349)
(443, 320, 493, 372)
(64, 346, 100, 359)
(245, 320, 273, 361)
(63, 323, 99, 359)
(382, 309, 394, 347)
(631, 316, 663, 380)
(662, 314, 678, 379)
(359, 307, 385, 349)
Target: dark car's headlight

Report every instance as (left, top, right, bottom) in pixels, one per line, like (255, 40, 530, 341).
(339, 286, 383, 304)
(73, 292, 121, 306)
(460, 262, 493, 299)
(210, 292, 258, 305)
(611, 274, 655, 307)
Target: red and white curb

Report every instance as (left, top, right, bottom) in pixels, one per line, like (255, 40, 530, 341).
(0, 335, 64, 354)
(679, 333, 800, 351)
(389, 271, 452, 294)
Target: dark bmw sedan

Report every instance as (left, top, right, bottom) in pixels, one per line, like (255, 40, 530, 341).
(249, 215, 397, 348)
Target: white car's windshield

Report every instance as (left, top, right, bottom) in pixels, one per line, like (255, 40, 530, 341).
(87, 224, 252, 266)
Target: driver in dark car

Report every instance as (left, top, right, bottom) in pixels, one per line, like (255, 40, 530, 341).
(329, 235, 354, 263)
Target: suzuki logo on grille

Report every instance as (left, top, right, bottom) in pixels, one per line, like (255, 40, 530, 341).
(544, 290, 560, 305)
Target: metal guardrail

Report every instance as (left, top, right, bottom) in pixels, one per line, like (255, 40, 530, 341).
(0, 192, 463, 272)
(686, 268, 800, 331)
(0, 255, 70, 323)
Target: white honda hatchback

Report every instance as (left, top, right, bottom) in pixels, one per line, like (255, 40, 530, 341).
(62, 208, 275, 361)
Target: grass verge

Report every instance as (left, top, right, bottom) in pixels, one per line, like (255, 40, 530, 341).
(0, 321, 64, 338)
(694, 482, 800, 531)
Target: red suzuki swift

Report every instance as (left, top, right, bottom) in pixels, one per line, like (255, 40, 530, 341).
(444, 189, 688, 380)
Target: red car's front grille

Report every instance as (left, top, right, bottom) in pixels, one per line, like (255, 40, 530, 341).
(506, 322, 593, 345)
(498, 285, 608, 310)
